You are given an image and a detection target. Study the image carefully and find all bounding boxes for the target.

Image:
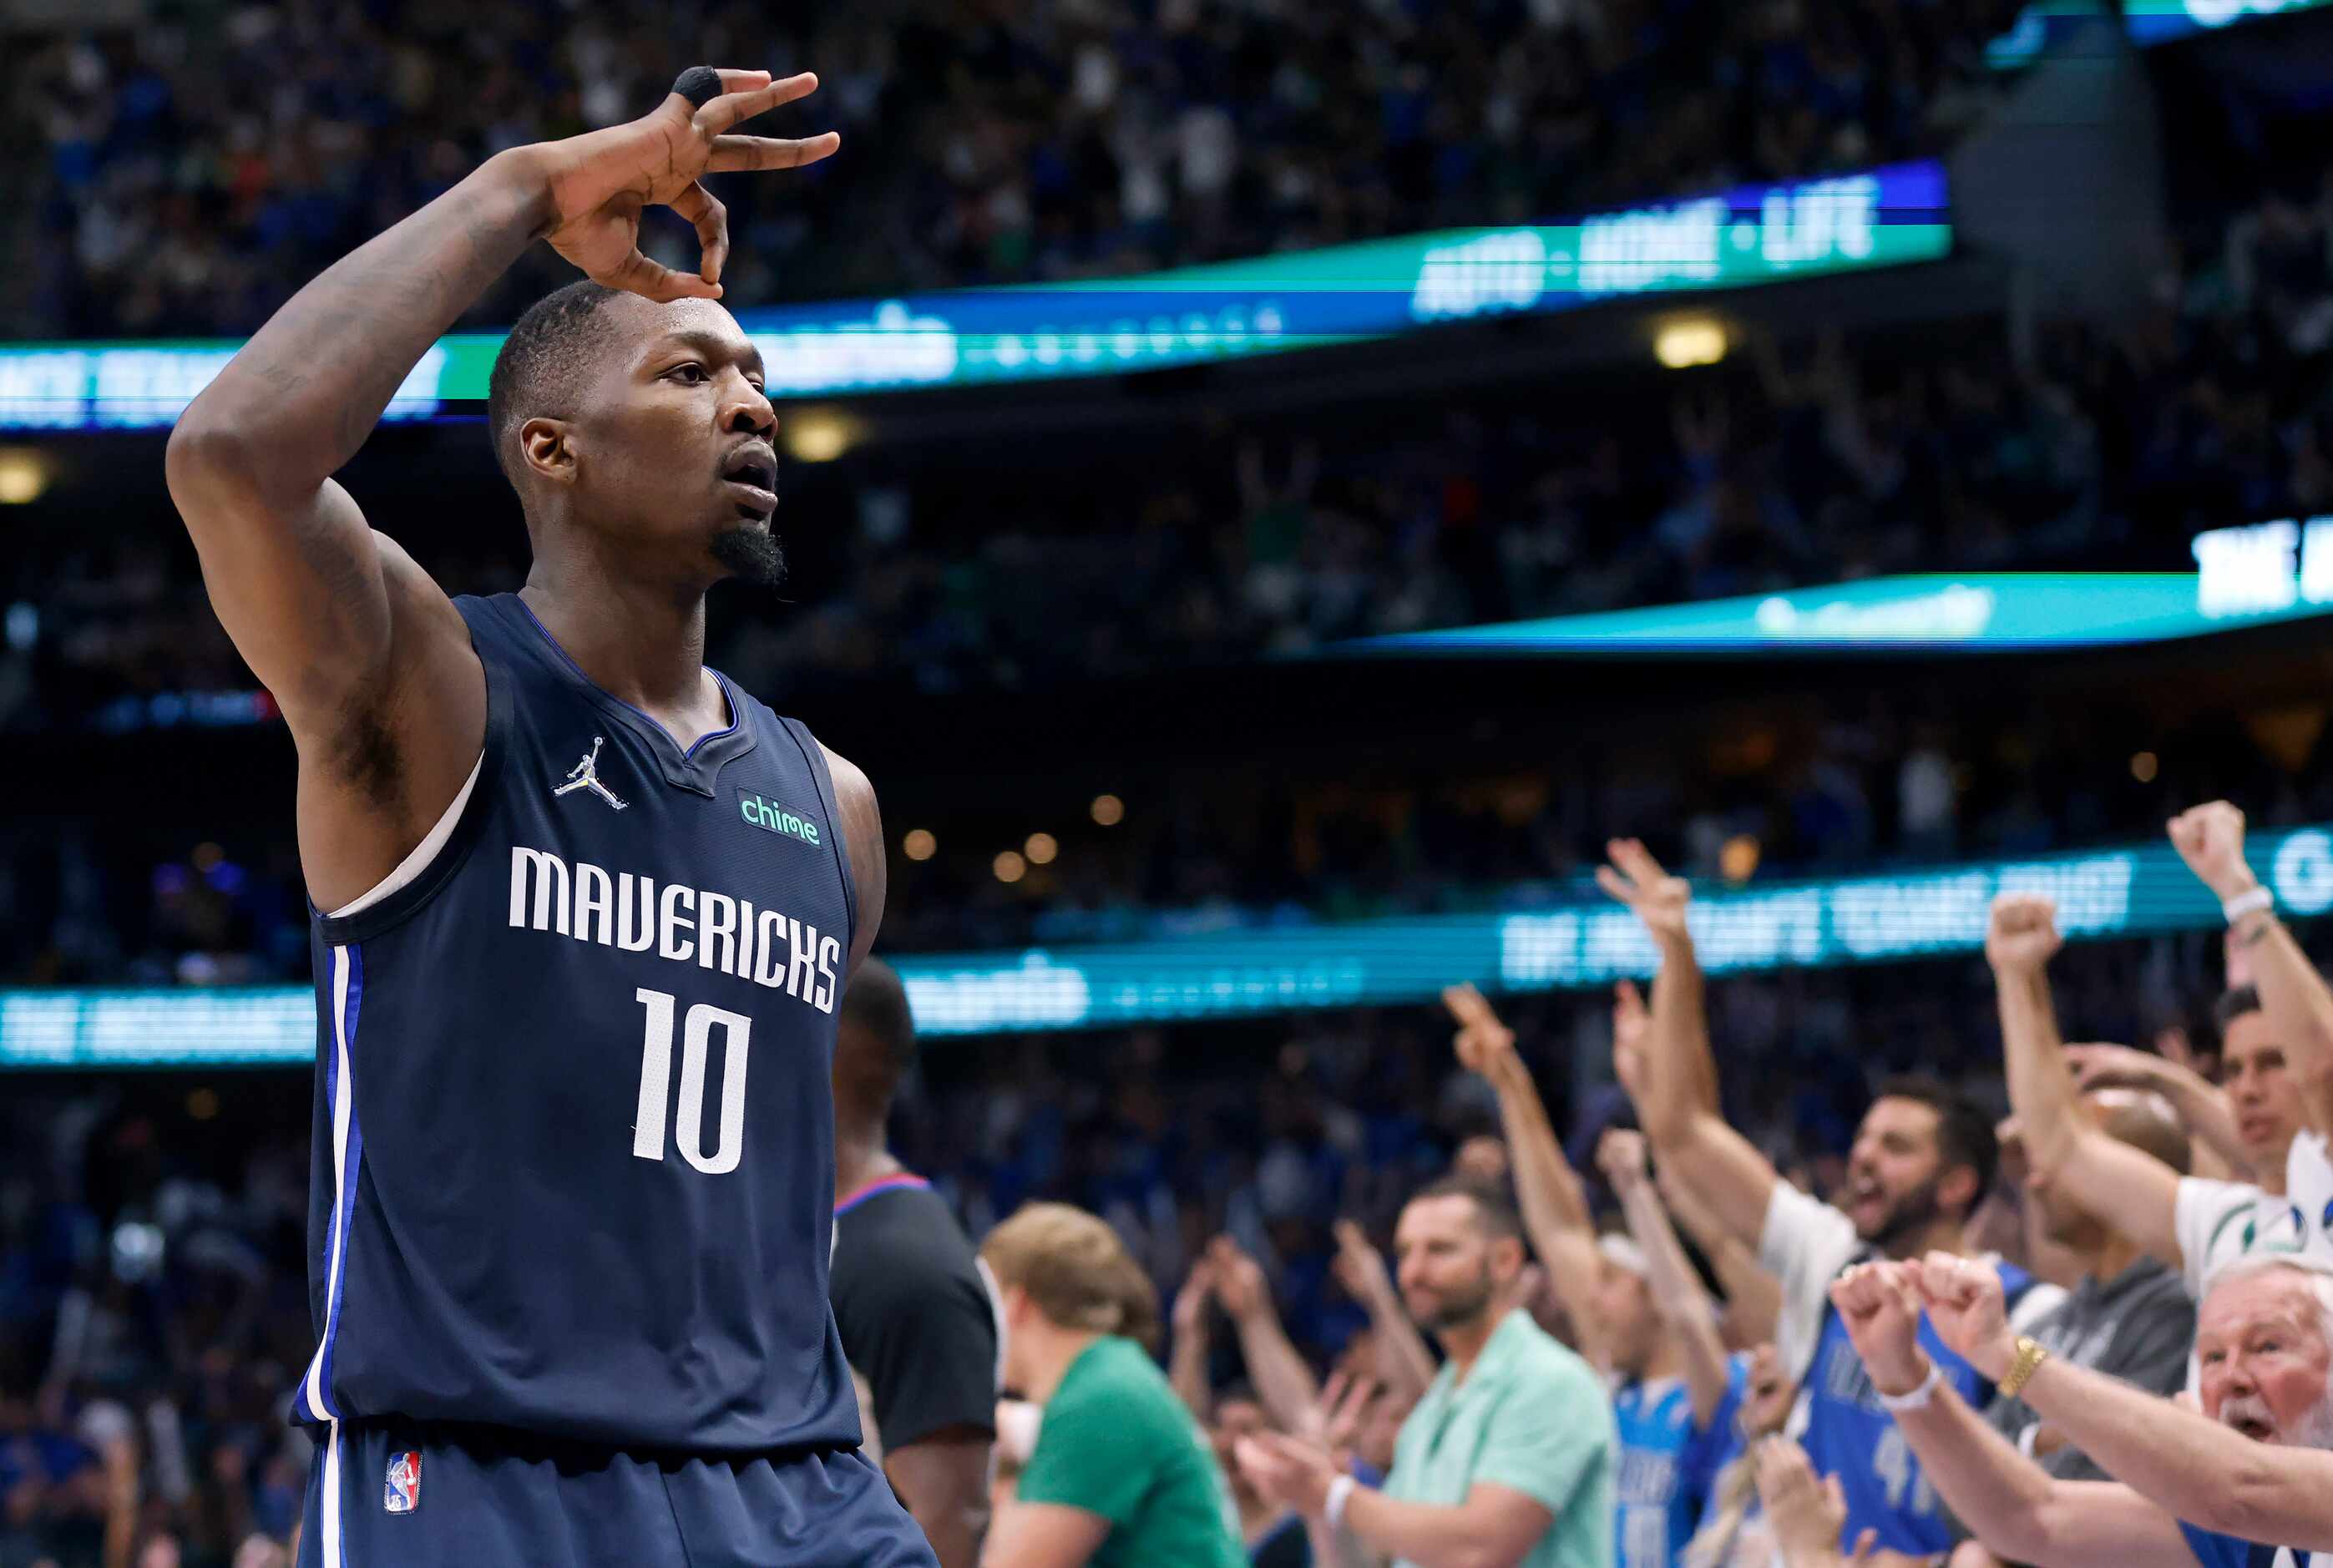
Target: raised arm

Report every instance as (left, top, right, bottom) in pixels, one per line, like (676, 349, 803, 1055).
(1208, 1238, 1327, 1441)
(2171, 802, 2333, 1130)
(1826, 1264, 2198, 1568)
(1167, 1260, 1216, 1424)
(1332, 1222, 1436, 1406)
(2063, 1044, 2245, 1181)
(164, 68, 838, 909)
(1600, 1129, 1733, 1427)
(1655, 1160, 1783, 1348)
(1986, 896, 2187, 1267)
(1597, 841, 1779, 1247)
(1444, 983, 1611, 1370)
(1915, 1252, 2333, 1553)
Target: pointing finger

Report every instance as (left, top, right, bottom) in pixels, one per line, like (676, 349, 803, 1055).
(694, 72, 822, 138)
(705, 132, 842, 174)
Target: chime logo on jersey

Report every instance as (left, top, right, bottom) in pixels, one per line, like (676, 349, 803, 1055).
(737, 789, 821, 846)
(384, 1450, 420, 1515)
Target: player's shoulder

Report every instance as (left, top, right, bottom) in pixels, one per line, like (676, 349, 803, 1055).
(832, 1186, 984, 1295)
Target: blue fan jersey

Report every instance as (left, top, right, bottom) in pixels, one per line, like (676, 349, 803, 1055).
(1799, 1260, 2042, 1555)
(1612, 1358, 1748, 1568)
(293, 592, 862, 1454)
(2181, 1520, 2324, 1568)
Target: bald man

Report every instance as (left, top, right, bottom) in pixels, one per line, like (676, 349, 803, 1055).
(1986, 1087, 2199, 1482)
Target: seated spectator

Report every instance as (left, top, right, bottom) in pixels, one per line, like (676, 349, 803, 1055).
(1831, 1253, 2333, 1568)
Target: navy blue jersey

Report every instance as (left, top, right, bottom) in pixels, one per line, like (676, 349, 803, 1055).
(294, 592, 862, 1454)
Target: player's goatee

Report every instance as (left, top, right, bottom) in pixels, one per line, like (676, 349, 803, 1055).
(712, 524, 786, 587)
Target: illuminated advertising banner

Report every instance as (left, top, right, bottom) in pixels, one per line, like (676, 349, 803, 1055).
(1989, 0, 2333, 66)
(0, 163, 1948, 430)
(1349, 519, 2333, 656)
(10, 821, 2332, 1063)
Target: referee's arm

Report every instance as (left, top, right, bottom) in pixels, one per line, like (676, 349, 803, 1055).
(888, 1430, 994, 1568)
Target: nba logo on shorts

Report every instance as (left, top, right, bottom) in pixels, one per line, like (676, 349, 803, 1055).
(384, 1450, 421, 1515)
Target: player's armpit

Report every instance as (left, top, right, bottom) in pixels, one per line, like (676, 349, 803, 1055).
(886, 1429, 994, 1568)
(819, 743, 887, 975)
(168, 468, 483, 912)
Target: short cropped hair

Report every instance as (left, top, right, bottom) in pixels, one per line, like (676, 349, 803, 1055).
(1401, 1174, 1526, 1245)
(835, 959, 916, 1124)
(485, 281, 627, 491)
(2214, 985, 2264, 1028)
(981, 1203, 1161, 1352)
(1872, 1075, 1998, 1217)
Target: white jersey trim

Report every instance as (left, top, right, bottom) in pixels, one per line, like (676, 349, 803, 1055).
(326, 751, 486, 919)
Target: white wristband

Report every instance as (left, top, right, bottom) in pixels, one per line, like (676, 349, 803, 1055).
(1876, 1359, 1943, 1413)
(2224, 887, 2274, 924)
(1325, 1474, 1358, 1530)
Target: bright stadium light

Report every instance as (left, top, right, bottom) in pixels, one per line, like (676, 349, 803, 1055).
(992, 850, 1027, 884)
(1091, 794, 1125, 826)
(1025, 832, 1058, 865)
(783, 407, 857, 463)
(903, 828, 937, 862)
(0, 449, 50, 504)
(1653, 317, 1728, 369)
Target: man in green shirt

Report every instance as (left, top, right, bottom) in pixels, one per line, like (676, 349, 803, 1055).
(980, 1202, 1247, 1568)
(1240, 1176, 1617, 1568)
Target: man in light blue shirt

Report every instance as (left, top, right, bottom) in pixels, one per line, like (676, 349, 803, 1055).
(1237, 1176, 1617, 1568)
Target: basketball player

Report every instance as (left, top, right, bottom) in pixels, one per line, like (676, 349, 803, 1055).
(831, 959, 1001, 1567)
(164, 68, 934, 1565)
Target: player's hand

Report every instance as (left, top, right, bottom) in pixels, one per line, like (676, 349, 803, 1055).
(2169, 802, 2258, 902)
(1597, 1127, 1652, 1195)
(1983, 893, 2061, 976)
(1828, 1262, 1930, 1397)
(1612, 979, 1649, 1100)
(1444, 984, 1521, 1081)
(1914, 1252, 2017, 1383)
(1597, 838, 1692, 947)
(535, 68, 839, 302)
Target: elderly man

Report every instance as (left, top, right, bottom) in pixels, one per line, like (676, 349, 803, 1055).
(1827, 1250, 2333, 1568)
(1237, 1176, 1617, 1568)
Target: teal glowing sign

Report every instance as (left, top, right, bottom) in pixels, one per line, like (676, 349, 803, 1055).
(9, 822, 2330, 1064)
(0, 164, 1947, 429)
(1349, 526, 2333, 657)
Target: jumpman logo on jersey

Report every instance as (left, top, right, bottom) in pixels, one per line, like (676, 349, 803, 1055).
(552, 736, 628, 811)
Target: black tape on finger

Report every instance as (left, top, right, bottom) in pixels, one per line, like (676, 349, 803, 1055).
(672, 67, 723, 109)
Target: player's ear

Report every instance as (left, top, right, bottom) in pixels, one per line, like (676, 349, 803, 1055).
(519, 417, 579, 486)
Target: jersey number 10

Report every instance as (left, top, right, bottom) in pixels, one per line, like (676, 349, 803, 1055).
(631, 987, 753, 1175)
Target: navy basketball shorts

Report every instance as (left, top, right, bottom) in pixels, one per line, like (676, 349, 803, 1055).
(297, 1422, 938, 1567)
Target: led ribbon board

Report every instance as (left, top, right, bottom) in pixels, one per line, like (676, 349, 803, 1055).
(1346, 525, 2333, 656)
(9, 821, 2333, 1063)
(1989, 0, 2333, 66)
(0, 163, 1948, 429)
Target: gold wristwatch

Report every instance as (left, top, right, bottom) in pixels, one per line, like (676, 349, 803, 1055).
(1998, 1335, 2049, 1399)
